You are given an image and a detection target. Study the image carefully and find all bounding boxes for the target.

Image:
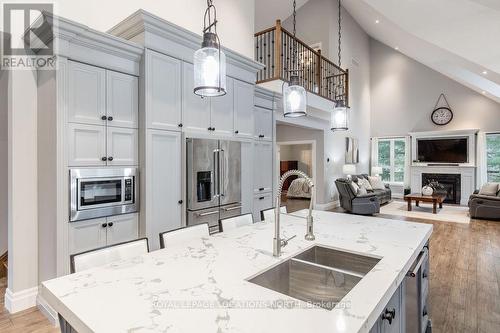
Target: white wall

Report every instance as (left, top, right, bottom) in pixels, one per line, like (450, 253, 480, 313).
(0, 67, 8, 255)
(279, 144, 313, 176)
(370, 39, 500, 137)
(281, 0, 372, 204)
(53, 0, 255, 58)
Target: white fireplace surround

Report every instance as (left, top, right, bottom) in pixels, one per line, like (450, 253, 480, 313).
(409, 129, 478, 206)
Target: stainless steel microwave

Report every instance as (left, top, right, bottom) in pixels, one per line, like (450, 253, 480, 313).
(70, 168, 138, 222)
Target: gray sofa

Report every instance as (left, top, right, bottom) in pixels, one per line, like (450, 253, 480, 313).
(351, 174, 392, 205)
(468, 186, 500, 220)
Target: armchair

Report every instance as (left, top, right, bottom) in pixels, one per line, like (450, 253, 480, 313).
(335, 178, 380, 215)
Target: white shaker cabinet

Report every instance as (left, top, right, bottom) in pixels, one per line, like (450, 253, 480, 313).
(68, 61, 106, 126)
(234, 80, 255, 138)
(69, 218, 107, 255)
(106, 127, 138, 166)
(253, 141, 273, 193)
(182, 63, 211, 133)
(146, 50, 182, 131)
(145, 130, 183, 250)
(253, 192, 273, 222)
(68, 213, 139, 255)
(106, 70, 138, 128)
(106, 213, 139, 246)
(68, 123, 107, 166)
(254, 106, 273, 141)
(210, 77, 234, 136)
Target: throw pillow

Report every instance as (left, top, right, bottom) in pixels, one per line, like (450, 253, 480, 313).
(350, 181, 359, 194)
(358, 178, 373, 191)
(358, 186, 368, 196)
(368, 176, 386, 190)
(479, 182, 499, 196)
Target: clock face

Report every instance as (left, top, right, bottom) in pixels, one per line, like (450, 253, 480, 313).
(431, 107, 453, 125)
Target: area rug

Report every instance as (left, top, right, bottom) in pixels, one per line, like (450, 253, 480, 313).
(380, 201, 471, 224)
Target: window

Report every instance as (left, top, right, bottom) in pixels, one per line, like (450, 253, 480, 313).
(486, 133, 500, 182)
(377, 138, 406, 183)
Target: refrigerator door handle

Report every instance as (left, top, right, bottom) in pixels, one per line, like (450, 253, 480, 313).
(213, 149, 220, 199)
(220, 148, 226, 198)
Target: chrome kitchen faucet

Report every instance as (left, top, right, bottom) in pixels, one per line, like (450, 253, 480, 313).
(273, 170, 315, 257)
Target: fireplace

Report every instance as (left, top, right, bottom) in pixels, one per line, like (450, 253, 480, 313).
(422, 173, 461, 204)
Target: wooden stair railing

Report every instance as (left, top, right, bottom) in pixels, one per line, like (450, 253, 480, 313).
(255, 20, 349, 105)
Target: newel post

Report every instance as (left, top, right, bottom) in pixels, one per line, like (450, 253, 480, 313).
(274, 19, 282, 79)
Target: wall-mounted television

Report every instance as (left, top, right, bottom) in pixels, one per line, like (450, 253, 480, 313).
(416, 137, 468, 163)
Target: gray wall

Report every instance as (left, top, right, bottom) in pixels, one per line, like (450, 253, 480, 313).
(0, 67, 8, 254)
(370, 39, 500, 136)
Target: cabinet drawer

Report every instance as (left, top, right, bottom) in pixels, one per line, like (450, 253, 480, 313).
(106, 213, 139, 246)
(253, 192, 273, 222)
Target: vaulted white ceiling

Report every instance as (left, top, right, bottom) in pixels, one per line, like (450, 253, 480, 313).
(342, 0, 500, 103)
(254, 0, 309, 31)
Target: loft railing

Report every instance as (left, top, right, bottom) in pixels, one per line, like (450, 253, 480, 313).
(254, 20, 349, 104)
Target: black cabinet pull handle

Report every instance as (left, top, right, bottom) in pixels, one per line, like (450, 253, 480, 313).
(259, 188, 265, 191)
(108, 156, 114, 161)
(108, 222, 114, 227)
(259, 197, 265, 200)
(235, 130, 239, 134)
(101, 223, 108, 228)
(101, 115, 107, 120)
(178, 200, 183, 204)
(101, 157, 107, 161)
(178, 123, 183, 128)
(107, 116, 113, 121)
(212, 127, 215, 131)
(382, 308, 396, 325)
(208, 127, 212, 131)
(259, 134, 264, 138)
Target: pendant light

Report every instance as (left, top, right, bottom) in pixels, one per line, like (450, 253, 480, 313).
(194, 0, 226, 97)
(330, 0, 350, 131)
(283, 0, 307, 117)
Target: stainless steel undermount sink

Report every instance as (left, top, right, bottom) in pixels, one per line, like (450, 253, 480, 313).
(248, 246, 380, 310)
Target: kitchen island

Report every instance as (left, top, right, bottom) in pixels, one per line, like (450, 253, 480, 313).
(41, 210, 432, 333)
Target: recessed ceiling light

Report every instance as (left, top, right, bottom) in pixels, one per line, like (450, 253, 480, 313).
(375, 19, 380, 24)
(482, 70, 488, 75)
(482, 91, 486, 94)
(395, 46, 399, 50)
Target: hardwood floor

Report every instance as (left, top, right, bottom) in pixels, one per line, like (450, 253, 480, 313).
(0, 208, 498, 332)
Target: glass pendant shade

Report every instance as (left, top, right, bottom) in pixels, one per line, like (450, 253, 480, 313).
(283, 76, 307, 117)
(330, 100, 349, 131)
(194, 32, 226, 97)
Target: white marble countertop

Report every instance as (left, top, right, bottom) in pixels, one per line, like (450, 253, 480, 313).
(41, 210, 432, 333)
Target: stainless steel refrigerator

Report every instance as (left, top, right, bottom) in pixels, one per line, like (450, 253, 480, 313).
(186, 138, 242, 232)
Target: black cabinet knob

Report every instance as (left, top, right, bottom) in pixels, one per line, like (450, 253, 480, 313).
(235, 130, 239, 134)
(259, 187, 265, 191)
(101, 223, 108, 228)
(108, 157, 114, 161)
(178, 200, 183, 204)
(178, 123, 183, 128)
(259, 134, 264, 138)
(259, 197, 265, 200)
(101, 157, 107, 161)
(212, 127, 215, 131)
(382, 308, 396, 325)
(107, 116, 113, 121)
(208, 127, 212, 131)
(101, 115, 107, 120)
(108, 222, 114, 227)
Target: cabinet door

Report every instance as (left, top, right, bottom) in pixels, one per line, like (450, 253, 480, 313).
(253, 192, 273, 222)
(182, 62, 211, 133)
(106, 70, 138, 128)
(241, 141, 254, 216)
(68, 61, 106, 125)
(379, 285, 402, 333)
(68, 123, 107, 166)
(146, 50, 182, 131)
(146, 130, 182, 250)
(106, 127, 138, 166)
(233, 80, 254, 138)
(254, 141, 273, 193)
(106, 213, 139, 246)
(210, 77, 234, 136)
(69, 218, 107, 255)
(254, 106, 273, 141)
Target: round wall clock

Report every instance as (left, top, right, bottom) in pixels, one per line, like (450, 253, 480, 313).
(431, 107, 453, 126)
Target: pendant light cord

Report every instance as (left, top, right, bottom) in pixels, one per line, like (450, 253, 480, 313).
(338, 0, 342, 68)
(292, 0, 297, 72)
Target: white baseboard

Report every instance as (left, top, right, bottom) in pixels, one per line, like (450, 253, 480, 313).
(37, 293, 59, 326)
(4, 286, 38, 313)
(315, 200, 339, 211)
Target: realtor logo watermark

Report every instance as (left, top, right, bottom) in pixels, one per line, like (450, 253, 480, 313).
(2, 3, 55, 70)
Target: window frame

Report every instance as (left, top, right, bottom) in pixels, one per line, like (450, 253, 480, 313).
(486, 132, 500, 183)
(376, 137, 406, 185)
